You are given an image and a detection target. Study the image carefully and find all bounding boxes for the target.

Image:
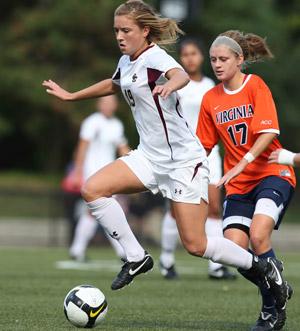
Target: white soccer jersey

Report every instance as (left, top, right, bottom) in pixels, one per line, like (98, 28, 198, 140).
(178, 77, 215, 132)
(178, 77, 222, 184)
(80, 112, 127, 180)
(112, 44, 206, 169)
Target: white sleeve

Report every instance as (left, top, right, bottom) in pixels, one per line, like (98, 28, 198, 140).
(147, 48, 183, 75)
(112, 57, 125, 86)
(79, 115, 98, 141)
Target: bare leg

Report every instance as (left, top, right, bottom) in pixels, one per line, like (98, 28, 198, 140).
(82, 160, 147, 262)
(171, 200, 254, 269)
(206, 185, 224, 273)
(250, 215, 274, 254)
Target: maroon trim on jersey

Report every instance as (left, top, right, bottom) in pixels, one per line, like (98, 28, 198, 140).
(147, 67, 174, 160)
(112, 68, 121, 81)
(191, 162, 203, 182)
(175, 100, 183, 118)
(175, 99, 190, 129)
(131, 44, 155, 61)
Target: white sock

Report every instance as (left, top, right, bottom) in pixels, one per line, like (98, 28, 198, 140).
(87, 197, 145, 262)
(104, 231, 126, 261)
(203, 236, 253, 270)
(160, 211, 178, 268)
(205, 218, 223, 272)
(69, 210, 98, 259)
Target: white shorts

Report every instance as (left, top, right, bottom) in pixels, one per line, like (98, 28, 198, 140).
(119, 149, 209, 204)
(207, 145, 222, 185)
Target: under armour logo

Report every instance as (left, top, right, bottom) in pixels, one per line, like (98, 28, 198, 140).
(109, 231, 119, 238)
(132, 73, 137, 82)
(174, 188, 182, 194)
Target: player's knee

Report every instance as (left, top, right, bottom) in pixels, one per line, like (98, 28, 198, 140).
(81, 179, 109, 202)
(182, 240, 206, 257)
(249, 231, 266, 250)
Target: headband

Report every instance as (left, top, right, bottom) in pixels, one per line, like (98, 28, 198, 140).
(210, 35, 243, 55)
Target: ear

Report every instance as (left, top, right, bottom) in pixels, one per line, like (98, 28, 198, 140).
(237, 54, 244, 67)
(143, 26, 150, 38)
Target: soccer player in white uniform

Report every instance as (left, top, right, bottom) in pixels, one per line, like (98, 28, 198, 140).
(43, 0, 288, 309)
(69, 95, 129, 262)
(159, 37, 236, 280)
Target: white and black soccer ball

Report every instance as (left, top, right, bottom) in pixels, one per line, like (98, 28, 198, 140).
(64, 285, 108, 328)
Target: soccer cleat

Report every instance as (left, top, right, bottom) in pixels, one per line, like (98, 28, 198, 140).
(251, 311, 277, 331)
(159, 261, 178, 280)
(250, 311, 277, 331)
(252, 257, 290, 313)
(208, 266, 237, 280)
(265, 258, 290, 311)
(111, 252, 154, 290)
(274, 282, 293, 330)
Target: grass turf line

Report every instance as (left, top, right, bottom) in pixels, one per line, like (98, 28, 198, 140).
(0, 247, 299, 331)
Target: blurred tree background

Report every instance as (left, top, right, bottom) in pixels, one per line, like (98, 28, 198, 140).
(0, 0, 299, 175)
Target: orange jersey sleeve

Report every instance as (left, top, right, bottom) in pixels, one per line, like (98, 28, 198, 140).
(196, 74, 296, 195)
(250, 78, 280, 135)
(196, 94, 219, 151)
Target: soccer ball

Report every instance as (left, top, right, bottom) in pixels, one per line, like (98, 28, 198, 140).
(64, 285, 108, 328)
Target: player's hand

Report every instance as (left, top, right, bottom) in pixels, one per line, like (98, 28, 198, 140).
(152, 84, 173, 99)
(216, 159, 248, 188)
(42, 79, 73, 101)
(268, 149, 282, 164)
(268, 148, 296, 166)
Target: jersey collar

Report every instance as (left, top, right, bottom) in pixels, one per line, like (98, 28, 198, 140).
(223, 74, 252, 95)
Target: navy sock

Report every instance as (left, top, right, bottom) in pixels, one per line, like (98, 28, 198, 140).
(238, 249, 276, 315)
(258, 249, 276, 315)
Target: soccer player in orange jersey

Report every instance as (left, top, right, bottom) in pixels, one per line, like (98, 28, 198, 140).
(197, 30, 296, 331)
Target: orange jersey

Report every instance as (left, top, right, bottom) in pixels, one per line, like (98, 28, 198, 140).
(196, 74, 296, 196)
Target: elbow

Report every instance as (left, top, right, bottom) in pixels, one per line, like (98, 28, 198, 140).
(183, 72, 190, 86)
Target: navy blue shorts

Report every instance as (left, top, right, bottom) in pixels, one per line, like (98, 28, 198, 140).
(223, 176, 294, 234)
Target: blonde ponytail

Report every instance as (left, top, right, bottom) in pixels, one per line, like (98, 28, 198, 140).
(220, 30, 273, 63)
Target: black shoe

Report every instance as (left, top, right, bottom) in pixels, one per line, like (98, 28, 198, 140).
(252, 257, 289, 312)
(159, 261, 178, 280)
(274, 283, 293, 330)
(250, 311, 277, 331)
(208, 266, 237, 280)
(265, 258, 290, 311)
(111, 252, 154, 290)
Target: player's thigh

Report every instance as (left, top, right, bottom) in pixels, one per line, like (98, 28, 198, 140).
(82, 159, 147, 201)
(171, 200, 208, 255)
(208, 184, 222, 218)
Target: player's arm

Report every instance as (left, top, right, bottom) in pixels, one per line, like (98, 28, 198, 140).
(217, 132, 276, 187)
(152, 68, 189, 99)
(42, 79, 119, 101)
(268, 148, 300, 167)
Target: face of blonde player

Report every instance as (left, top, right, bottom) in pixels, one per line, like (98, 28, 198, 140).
(180, 43, 204, 76)
(97, 95, 118, 118)
(114, 15, 150, 60)
(209, 45, 243, 82)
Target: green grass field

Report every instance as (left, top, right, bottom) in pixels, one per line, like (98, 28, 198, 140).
(0, 247, 299, 331)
